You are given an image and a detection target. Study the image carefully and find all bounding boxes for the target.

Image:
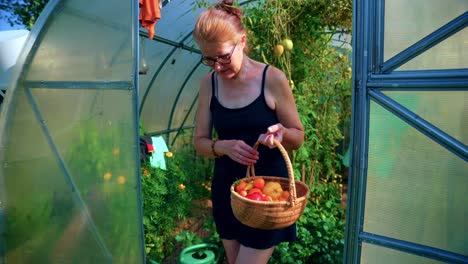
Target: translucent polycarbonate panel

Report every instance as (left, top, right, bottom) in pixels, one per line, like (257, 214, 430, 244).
(361, 243, 443, 264)
(384, 0, 467, 63)
(397, 28, 468, 70)
(384, 91, 468, 145)
(155, 0, 207, 43)
(0, 0, 144, 262)
(364, 101, 468, 255)
(138, 39, 175, 105)
(0, 87, 143, 263)
(27, 0, 133, 81)
(169, 68, 209, 133)
(139, 49, 206, 134)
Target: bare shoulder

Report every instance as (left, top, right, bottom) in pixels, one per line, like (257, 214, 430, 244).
(199, 72, 213, 96)
(265, 65, 290, 93)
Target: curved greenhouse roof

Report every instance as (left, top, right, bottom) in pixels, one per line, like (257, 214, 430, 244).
(138, 0, 256, 142)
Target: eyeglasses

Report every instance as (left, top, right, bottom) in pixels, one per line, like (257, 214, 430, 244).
(200, 43, 237, 66)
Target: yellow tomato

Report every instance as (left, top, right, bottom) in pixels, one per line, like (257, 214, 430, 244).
(103, 172, 112, 181)
(117, 175, 126, 185)
(273, 44, 284, 57)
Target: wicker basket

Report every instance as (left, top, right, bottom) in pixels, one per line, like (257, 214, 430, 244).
(230, 139, 310, 230)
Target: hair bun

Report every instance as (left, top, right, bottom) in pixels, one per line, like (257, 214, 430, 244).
(214, 0, 242, 19)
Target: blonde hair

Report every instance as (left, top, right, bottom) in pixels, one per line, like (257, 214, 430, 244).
(193, 0, 246, 45)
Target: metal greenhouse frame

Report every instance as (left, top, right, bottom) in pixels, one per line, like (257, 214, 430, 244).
(345, 0, 467, 262)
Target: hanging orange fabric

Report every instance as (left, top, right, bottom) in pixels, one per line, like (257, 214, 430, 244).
(139, 0, 161, 39)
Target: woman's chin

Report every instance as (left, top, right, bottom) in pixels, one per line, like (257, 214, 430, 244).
(219, 69, 238, 79)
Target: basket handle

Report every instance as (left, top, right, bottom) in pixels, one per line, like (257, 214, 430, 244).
(246, 139, 297, 206)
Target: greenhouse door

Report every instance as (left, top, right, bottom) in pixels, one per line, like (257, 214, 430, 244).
(345, 0, 467, 263)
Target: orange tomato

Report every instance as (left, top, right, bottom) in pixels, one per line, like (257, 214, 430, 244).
(253, 178, 265, 189)
(235, 180, 247, 192)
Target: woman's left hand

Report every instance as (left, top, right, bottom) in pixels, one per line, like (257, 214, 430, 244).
(258, 123, 284, 149)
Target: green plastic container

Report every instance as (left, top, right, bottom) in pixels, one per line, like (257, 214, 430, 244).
(178, 243, 220, 264)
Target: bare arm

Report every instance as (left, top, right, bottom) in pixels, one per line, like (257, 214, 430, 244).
(193, 74, 218, 158)
(262, 66, 304, 150)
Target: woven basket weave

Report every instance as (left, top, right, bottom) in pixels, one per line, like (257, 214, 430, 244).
(230, 139, 310, 230)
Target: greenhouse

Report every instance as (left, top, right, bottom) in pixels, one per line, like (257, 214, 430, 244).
(0, 0, 466, 263)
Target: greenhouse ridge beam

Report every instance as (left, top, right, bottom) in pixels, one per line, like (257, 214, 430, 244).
(360, 232, 468, 263)
(381, 12, 468, 73)
(369, 89, 468, 162)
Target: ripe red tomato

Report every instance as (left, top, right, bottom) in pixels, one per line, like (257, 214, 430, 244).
(246, 192, 264, 201)
(247, 188, 262, 195)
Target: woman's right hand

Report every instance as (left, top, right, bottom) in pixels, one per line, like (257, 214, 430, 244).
(220, 139, 259, 165)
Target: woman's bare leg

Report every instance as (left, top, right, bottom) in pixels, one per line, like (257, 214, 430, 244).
(222, 239, 240, 264)
(235, 245, 274, 264)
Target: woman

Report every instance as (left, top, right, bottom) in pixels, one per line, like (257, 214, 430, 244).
(192, 1, 304, 263)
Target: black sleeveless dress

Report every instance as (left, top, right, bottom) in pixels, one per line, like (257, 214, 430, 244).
(210, 65, 297, 249)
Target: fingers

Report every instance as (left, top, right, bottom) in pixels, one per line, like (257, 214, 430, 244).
(234, 152, 258, 165)
(228, 140, 259, 165)
(267, 124, 280, 133)
(257, 123, 284, 149)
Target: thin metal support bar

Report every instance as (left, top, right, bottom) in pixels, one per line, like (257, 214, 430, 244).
(132, 0, 146, 261)
(382, 12, 468, 73)
(25, 81, 132, 90)
(369, 89, 467, 161)
(368, 86, 468, 92)
(374, 0, 384, 74)
(146, 125, 195, 137)
(371, 69, 468, 80)
(360, 232, 468, 263)
(25, 88, 113, 262)
(139, 31, 200, 54)
(170, 93, 199, 146)
(367, 79, 468, 88)
(344, 0, 371, 262)
(165, 62, 202, 143)
(369, 0, 384, 74)
(0, 207, 3, 263)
